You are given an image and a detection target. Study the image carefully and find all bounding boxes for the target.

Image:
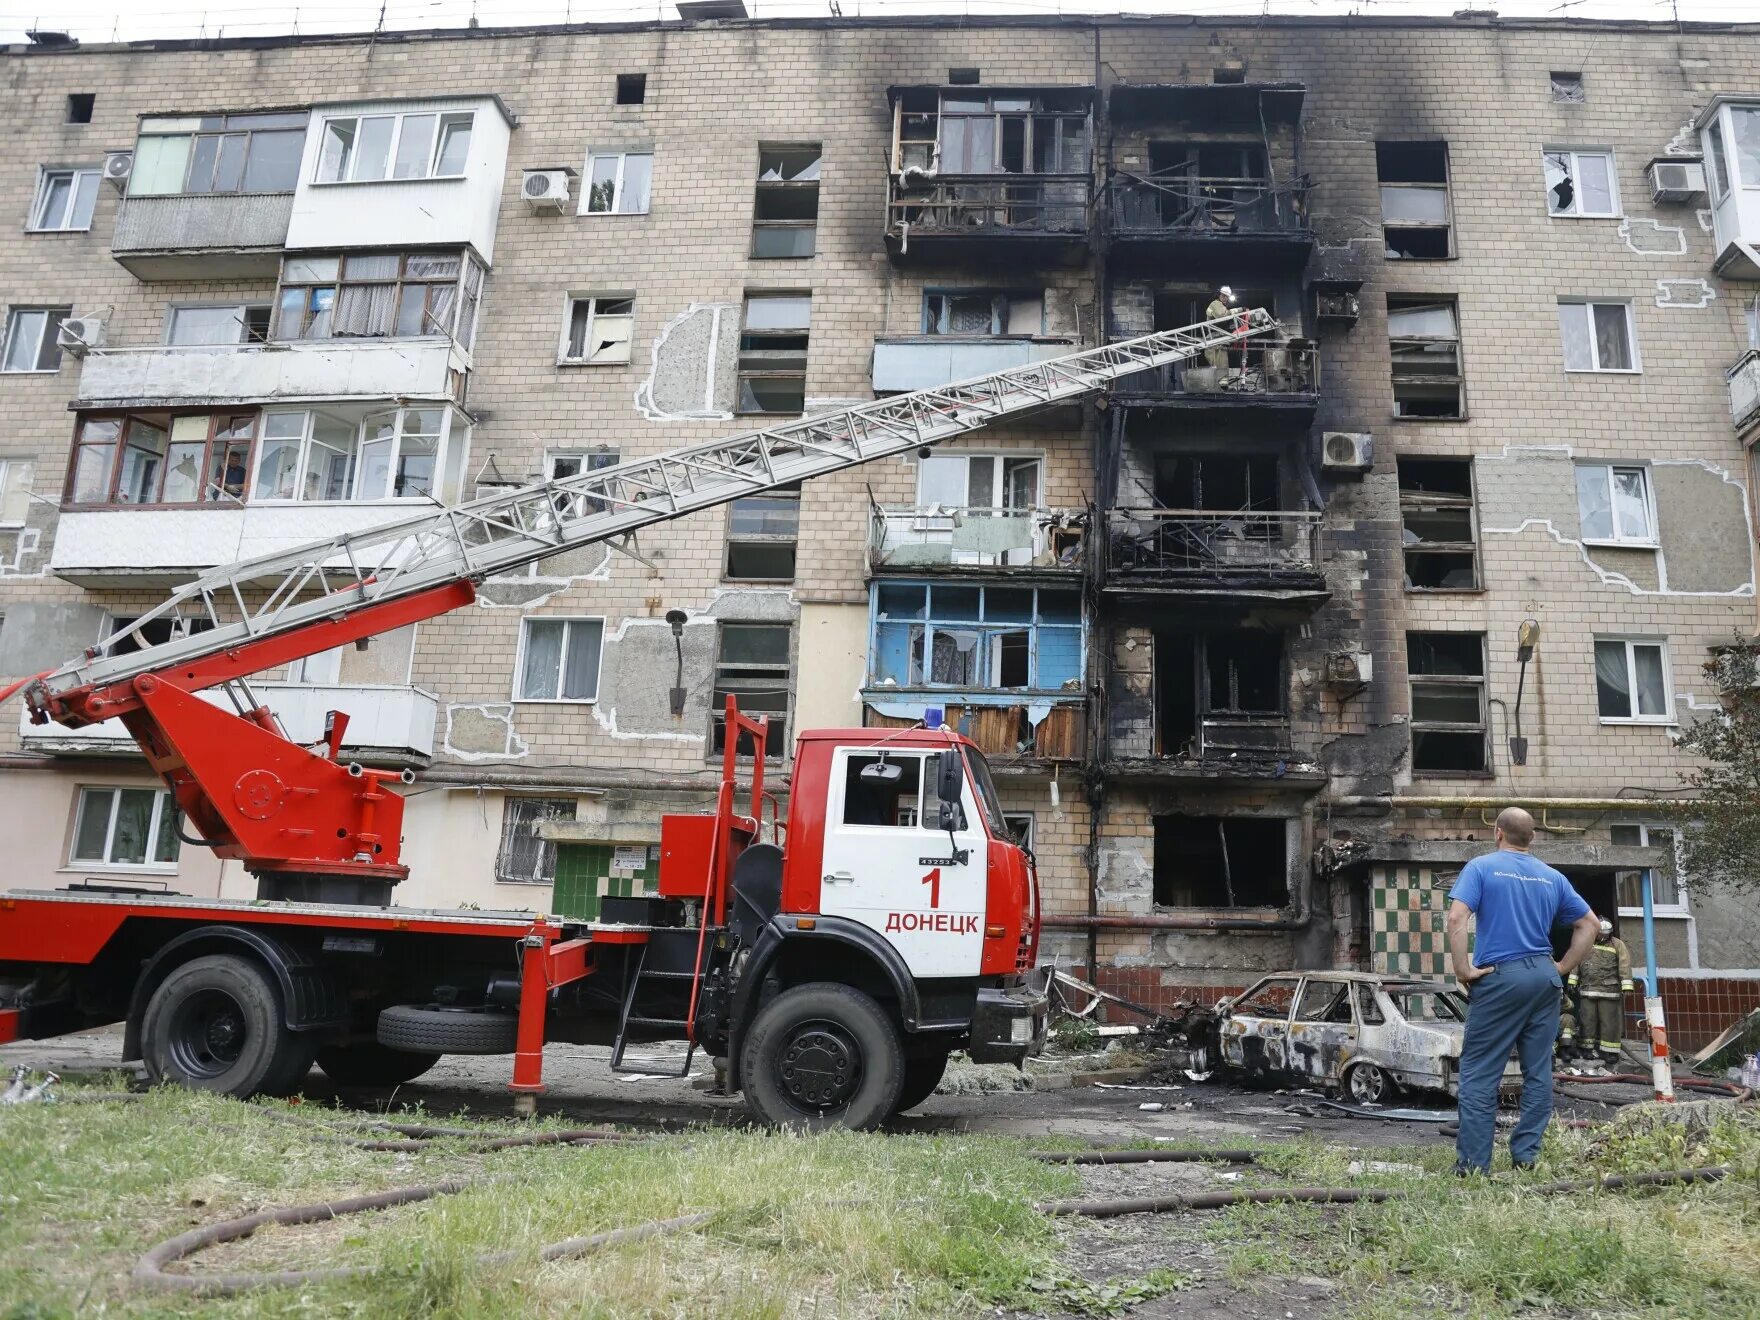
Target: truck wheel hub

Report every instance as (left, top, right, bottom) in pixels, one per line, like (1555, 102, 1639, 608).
(168, 989, 247, 1077)
(778, 1023, 861, 1109)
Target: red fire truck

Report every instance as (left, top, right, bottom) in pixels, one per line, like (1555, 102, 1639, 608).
(0, 312, 1273, 1128)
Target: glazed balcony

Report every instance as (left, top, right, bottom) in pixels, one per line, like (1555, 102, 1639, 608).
(868, 503, 1086, 574)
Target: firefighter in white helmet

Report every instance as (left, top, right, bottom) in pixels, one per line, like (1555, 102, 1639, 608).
(1568, 918, 1633, 1074)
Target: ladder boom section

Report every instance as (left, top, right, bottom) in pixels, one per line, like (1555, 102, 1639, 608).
(29, 310, 1276, 723)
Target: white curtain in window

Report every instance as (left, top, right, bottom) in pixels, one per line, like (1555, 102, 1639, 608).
(334, 283, 396, 336)
(521, 621, 564, 699)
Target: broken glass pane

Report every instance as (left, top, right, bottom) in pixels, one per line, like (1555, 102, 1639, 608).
(1544, 151, 1574, 214)
(758, 145, 821, 182)
(1613, 468, 1651, 540)
(1576, 465, 1614, 539)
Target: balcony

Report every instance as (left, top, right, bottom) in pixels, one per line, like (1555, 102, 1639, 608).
(871, 336, 1077, 393)
(1108, 174, 1312, 268)
(868, 503, 1085, 574)
(865, 698, 1084, 766)
(74, 337, 468, 409)
(1109, 340, 1319, 421)
(50, 502, 428, 587)
(112, 192, 295, 280)
(1103, 724, 1324, 787)
(1103, 509, 1327, 603)
(884, 176, 1092, 264)
(1731, 350, 1760, 439)
(20, 682, 439, 768)
(1697, 97, 1760, 280)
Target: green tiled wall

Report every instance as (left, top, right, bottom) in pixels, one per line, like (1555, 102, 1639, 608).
(552, 842, 661, 920)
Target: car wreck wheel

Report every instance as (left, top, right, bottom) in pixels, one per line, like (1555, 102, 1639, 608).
(1346, 1061, 1394, 1105)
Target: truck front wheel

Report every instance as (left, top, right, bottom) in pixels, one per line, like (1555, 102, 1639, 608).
(740, 983, 903, 1131)
(893, 1047, 951, 1114)
(141, 953, 313, 1098)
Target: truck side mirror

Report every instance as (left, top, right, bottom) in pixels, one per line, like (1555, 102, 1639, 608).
(936, 750, 964, 831)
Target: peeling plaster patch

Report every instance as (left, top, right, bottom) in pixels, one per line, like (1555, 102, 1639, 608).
(1618, 217, 1687, 256)
(590, 613, 708, 743)
(0, 528, 44, 576)
(1697, 208, 1715, 234)
(476, 543, 614, 609)
(635, 302, 737, 421)
(1664, 119, 1700, 157)
(442, 703, 529, 761)
(1656, 278, 1716, 309)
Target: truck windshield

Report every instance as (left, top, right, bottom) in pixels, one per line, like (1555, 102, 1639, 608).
(964, 748, 1010, 838)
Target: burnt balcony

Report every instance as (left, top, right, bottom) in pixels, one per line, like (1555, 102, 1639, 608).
(1731, 349, 1760, 440)
(868, 502, 1085, 574)
(884, 175, 1091, 265)
(1109, 339, 1319, 421)
(1103, 508, 1327, 603)
(1108, 173, 1311, 268)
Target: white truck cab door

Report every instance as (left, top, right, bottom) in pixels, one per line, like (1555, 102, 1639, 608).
(818, 747, 987, 979)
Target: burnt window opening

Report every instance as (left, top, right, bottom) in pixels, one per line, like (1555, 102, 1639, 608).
(1407, 631, 1488, 774)
(752, 143, 821, 259)
(1398, 456, 1478, 590)
(1152, 814, 1289, 908)
(1388, 296, 1464, 419)
(66, 93, 95, 124)
(1155, 631, 1286, 759)
(1377, 141, 1453, 260)
(1550, 72, 1585, 103)
(616, 73, 647, 105)
(1155, 452, 1281, 515)
(948, 67, 980, 85)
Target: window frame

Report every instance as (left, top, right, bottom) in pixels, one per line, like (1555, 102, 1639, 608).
(64, 411, 259, 509)
(1376, 140, 1455, 261)
(1574, 462, 1657, 547)
(559, 294, 635, 366)
(736, 292, 811, 417)
(1610, 821, 1687, 917)
(580, 148, 654, 216)
(272, 250, 481, 347)
(164, 302, 272, 346)
(1387, 295, 1464, 420)
(914, 450, 1044, 510)
(1594, 636, 1674, 725)
(248, 405, 460, 506)
(751, 141, 821, 260)
(1, 305, 71, 374)
(313, 110, 474, 185)
(724, 483, 801, 582)
(1406, 630, 1490, 777)
(28, 167, 100, 232)
(1543, 146, 1621, 218)
(710, 622, 793, 761)
(495, 795, 576, 885)
(131, 112, 310, 196)
(0, 458, 32, 528)
(1397, 456, 1480, 592)
(514, 616, 606, 704)
(1558, 299, 1640, 373)
(68, 784, 180, 872)
(921, 289, 1045, 337)
(869, 581, 1084, 693)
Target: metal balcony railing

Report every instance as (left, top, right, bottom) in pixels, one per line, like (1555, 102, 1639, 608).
(868, 503, 1086, 570)
(1110, 340, 1319, 398)
(1106, 508, 1321, 580)
(1729, 349, 1760, 434)
(1108, 173, 1310, 237)
(1198, 712, 1293, 756)
(886, 174, 1092, 239)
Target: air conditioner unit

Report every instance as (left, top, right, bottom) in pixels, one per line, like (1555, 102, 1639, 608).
(56, 315, 105, 357)
(102, 150, 133, 189)
(1647, 158, 1706, 204)
(521, 169, 572, 211)
(1325, 651, 1373, 686)
(1321, 431, 1373, 474)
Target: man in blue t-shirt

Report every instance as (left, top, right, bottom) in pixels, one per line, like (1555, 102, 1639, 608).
(1446, 806, 1599, 1175)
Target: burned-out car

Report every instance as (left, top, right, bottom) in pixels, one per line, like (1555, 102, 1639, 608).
(1216, 971, 1518, 1103)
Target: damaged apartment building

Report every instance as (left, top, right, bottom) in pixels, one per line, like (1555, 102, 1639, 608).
(2, 10, 1760, 1048)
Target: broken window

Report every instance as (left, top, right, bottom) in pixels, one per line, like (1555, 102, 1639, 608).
(870, 582, 1081, 692)
(1354, 982, 1386, 1025)
(1574, 463, 1654, 545)
(1398, 456, 1478, 590)
(496, 797, 576, 884)
(1294, 980, 1352, 1024)
(131, 112, 307, 195)
(1594, 637, 1671, 723)
(1544, 148, 1619, 218)
(1232, 976, 1300, 1018)
(916, 452, 1041, 510)
(1377, 141, 1453, 259)
(1610, 822, 1682, 911)
(1558, 300, 1636, 372)
(71, 786, 179, 869)
(273, 251, 482, 346)
(560, 295, 634, 365)
(517, 618, 604, 702)
(725, 483, 800, 581)
(737, 293, 810, 415)
(1154, 631, 1286, 758)
(315, 110, 471, 184)
(1152, 815, 1288, 909)
(166, 303, 271, 346)
(712, 623, 791, 759)
(66, 93, 94, 124)
(752, 143, 820, 258)
(1154, 452, 1279, 514)
(102, 613, 214, 657)
(1387, 296, 1463, 418)
(922, 290, 1043, 335)
(616, 73, 647, 105)
(0, 459, 32, 527)
(70, 412, 257, 507)
(546, 448, 618, 515)
(1407, 631, 1488, 774)
(1550, 72, 1585, 103)
(581, 148, 653, 215)
(1, 306, 70, 373)
(30, 167, 99, 231)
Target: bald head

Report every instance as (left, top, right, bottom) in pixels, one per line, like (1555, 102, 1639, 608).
(1496, 807, 1536, 849)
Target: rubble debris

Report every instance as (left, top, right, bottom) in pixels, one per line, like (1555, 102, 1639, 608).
(1691, 1006, 1760, 1077)
(1317, 1100, 1456, 1123)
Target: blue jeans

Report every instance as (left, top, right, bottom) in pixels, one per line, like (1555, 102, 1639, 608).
(1456, 953, 1561, 1173)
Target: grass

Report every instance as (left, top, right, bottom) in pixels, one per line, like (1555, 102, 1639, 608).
(0, 1080, 1079, 1318)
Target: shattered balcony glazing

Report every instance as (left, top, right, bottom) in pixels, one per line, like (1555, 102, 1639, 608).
(868, 503, 1086, 572)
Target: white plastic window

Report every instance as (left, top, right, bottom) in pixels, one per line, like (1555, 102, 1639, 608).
(1558, 301, 1638, 372)
(70, 786, 180, 869)
(1575, 464, 1654, 545)
(316, 111, 473, 183)
(1544, 149, 1620, 217)
(1594, 638, 1672, 723)
(581, 149, 653, 215)
(30, 168, 99, 231)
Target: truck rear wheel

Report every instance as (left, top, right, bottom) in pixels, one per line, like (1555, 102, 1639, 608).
(316, 1043, 441, 1087)
(141, 953, 312, 1099)
(893, 1047, 951, 1114)
(740, 982, 903, 1131)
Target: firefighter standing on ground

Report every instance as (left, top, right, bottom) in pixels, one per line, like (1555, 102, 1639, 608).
(1570, 918, 1633, 1072)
